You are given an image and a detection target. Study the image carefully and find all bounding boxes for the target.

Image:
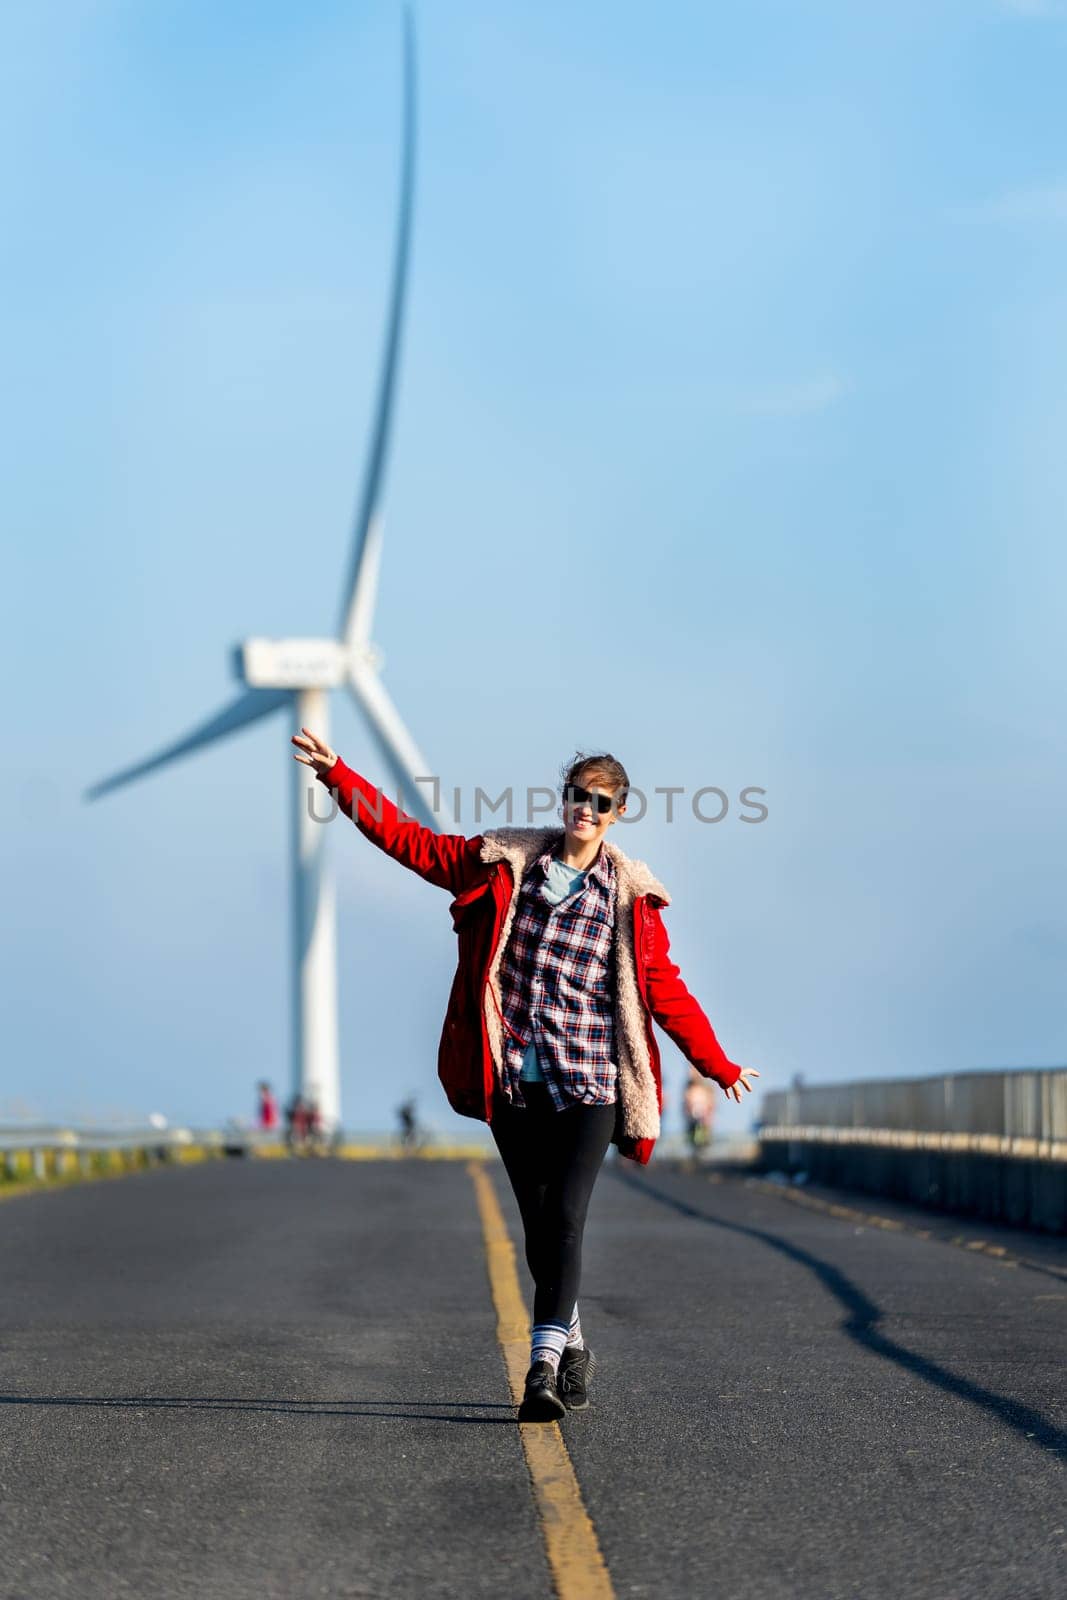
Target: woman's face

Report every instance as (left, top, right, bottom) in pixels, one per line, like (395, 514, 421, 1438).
(561, 773, 627, 845)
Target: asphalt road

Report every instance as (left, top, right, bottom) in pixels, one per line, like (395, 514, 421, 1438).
(0, 1155, 1063, 1599)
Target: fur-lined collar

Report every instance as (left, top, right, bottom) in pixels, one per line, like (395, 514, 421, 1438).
(478, 826, 671, 907)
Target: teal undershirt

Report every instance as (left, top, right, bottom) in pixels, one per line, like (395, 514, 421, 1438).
(519, 854, 589, 1083)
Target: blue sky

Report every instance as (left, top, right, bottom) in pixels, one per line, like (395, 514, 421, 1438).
(3, 0, 1066, 1133)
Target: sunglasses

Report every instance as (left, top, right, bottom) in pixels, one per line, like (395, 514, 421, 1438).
(564, 784, 618, 816)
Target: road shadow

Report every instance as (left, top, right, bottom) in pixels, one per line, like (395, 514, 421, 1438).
(611, 1166, 1067, 1462)
(0, 1394, 515, 1424)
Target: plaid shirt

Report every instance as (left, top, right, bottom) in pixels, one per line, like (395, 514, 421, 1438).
(495, 837, 618, 1111)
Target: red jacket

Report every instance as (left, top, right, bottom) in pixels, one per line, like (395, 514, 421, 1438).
(316, 756, 742, 1165)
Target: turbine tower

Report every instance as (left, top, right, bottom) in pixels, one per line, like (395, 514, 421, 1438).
(84, 10, 448, 1135)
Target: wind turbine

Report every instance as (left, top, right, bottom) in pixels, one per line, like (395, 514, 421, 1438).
(84, 9, 449, 1135)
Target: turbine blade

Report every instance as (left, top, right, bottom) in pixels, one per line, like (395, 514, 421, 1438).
(347, 667, 452, 831)
(338, 7, 416, 649)
(84, 688, 291, 802)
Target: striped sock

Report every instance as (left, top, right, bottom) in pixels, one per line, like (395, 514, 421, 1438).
(565, 1304, 584, 1351)
(530, 1321, 570, 1373)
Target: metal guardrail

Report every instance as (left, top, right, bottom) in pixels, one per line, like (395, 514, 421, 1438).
(759, 1068, 1067, 1162)
(0, 1125, 215, 1150)
(0, 1124, 226, 1183)
(0, 1125, 456, 1152)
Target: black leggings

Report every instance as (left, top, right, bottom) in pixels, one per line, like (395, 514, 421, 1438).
(489, 1082, 617, 1329)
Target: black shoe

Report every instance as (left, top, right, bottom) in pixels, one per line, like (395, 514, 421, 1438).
(518, 1359, 566, 1422)
(557, 1344, 597, 1410)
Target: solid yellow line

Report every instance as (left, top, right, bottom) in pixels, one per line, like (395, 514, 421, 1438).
(467, 1160, 615, 1600)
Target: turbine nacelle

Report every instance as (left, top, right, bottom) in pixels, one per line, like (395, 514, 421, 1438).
(237, 636, 384, 689)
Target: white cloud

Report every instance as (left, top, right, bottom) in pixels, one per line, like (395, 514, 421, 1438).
(731, 373, 852, 417)
(998, 0, 1067, 17)
(950, 181, 1067, 223)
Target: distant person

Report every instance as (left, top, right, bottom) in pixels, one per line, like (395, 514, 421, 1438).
(257, 1080, 279, 1132)
(397, 1098, 418, 1150)
(285, 1092, 309, 1153)
(305, 1096, 325, 1154)
(682, 1066, 715, 1153)
(292, 729, 759, 1423)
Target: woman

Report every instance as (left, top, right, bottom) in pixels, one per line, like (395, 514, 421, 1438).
(291, 728, 758, 1423)
(256, 1080, 279, 1133)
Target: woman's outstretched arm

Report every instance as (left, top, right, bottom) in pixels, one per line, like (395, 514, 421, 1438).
(643, 905, 759, 1103)
(291, 728, 485, 896)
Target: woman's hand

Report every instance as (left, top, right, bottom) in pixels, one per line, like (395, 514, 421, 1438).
(291, 727, 338, 777)
(723, 1067, 760, 1104)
